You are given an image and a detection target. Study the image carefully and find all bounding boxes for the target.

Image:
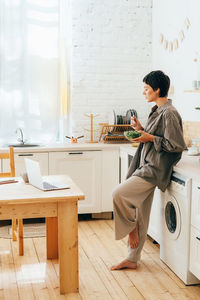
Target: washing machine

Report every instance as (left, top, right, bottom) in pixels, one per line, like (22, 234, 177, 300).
(160, 171, 200, 285)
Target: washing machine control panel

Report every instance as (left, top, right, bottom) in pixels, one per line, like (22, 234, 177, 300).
(169, 171, 191, 195)
(171, 171, 186, 186)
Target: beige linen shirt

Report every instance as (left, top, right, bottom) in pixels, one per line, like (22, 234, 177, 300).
(126, 100, 186, 191)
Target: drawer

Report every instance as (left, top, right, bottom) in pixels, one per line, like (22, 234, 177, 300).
(2, 152, 48, 176)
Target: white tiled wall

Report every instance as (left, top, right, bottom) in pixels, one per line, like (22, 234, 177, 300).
(69, 0, 152, 139)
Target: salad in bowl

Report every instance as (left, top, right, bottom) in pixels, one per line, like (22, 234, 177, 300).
(124, 130, 141, 141)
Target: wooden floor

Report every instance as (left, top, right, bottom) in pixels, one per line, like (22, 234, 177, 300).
(0, 219, 200, 300)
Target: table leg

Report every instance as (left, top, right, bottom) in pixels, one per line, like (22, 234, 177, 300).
(46, 217, 58, 259)
(58, 200, 78, 294)
(18, 219, 24, 256)
(12, 219, 17, 241)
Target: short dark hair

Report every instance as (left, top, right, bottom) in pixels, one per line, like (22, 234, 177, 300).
(143, 70, 170, 97)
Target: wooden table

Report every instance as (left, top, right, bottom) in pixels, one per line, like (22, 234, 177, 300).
(0, 175, 84, 294)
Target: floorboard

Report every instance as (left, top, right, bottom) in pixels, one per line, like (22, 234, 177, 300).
(0, 220, 199, 300)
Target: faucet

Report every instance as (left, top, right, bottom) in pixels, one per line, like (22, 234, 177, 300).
(15, 128, 25, 144)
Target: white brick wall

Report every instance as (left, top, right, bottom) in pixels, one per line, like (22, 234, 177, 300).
(152, 0, 200, 122)
(69, 0, 152, 140)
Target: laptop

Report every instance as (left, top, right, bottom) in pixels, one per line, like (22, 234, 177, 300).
(24, 158, 70, 191)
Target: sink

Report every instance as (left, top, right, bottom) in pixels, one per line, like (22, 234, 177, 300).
(7, 143, 40, 148)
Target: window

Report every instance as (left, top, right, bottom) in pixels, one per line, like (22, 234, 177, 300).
(0, 0, 69, 145)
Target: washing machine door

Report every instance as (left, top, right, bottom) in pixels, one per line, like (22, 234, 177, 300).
(164, 193, 181, 240)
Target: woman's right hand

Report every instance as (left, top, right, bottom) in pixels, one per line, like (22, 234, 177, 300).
(131, 116, 143, 131)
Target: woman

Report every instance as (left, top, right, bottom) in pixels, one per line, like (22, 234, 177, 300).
(111, 70, 186, 270)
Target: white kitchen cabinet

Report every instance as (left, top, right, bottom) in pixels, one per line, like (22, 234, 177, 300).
(190, 225, 200, 279)
(101, 150, 119, 212)
(49, 150, 102, 213)
(3, 152, 48, 176)
(189, 180, 200, 279)
(120, 147, 137, 183)
(191, 180, 200, 229)
(120, 149, 128, 183)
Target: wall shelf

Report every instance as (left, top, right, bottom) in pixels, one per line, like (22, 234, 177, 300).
(184, 89, 200, 93)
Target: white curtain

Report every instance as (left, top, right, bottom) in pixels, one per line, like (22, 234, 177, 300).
(0, 0, 68, 145)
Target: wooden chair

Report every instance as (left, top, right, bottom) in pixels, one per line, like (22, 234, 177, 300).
(0, 147, 24, 255)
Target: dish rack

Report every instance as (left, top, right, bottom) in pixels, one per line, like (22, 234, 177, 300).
(99, 124, 133, 143)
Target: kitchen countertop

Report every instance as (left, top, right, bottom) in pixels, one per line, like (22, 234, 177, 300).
(0, 142, 127, 153)
(120, 144, 200, 182)
(174, 151, 200, 182)
(0, 142, 199, 182)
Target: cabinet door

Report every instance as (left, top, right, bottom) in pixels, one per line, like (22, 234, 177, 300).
(49, 151, 102, 213)
(120, 150, 128, 183)
(191, 181, 200, 229)
(101, 150, 119, 212)
(190, 226, 200, 279)
(120, 148, 137, 183)
(3, 152, 48, 176)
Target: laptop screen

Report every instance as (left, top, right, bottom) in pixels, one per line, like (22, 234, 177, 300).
(24, 158, 44, 189)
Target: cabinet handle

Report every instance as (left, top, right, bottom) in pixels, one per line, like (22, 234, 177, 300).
(68, 152, 83, 155)
(196, 237, 200, 241)
(18, 154, 34, 157)
(198, 187, 200, 189)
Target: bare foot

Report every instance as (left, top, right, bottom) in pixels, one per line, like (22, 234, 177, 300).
(129, 222, 139, 249)
(110, 259, 137, 270)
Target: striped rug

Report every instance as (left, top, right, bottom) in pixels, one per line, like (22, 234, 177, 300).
(0, 223, 46, 239)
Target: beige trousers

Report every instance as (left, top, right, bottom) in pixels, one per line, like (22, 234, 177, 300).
(112, 176, 156, 262)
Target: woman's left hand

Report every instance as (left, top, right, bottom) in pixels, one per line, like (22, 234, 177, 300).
(130, 131, 154, 143)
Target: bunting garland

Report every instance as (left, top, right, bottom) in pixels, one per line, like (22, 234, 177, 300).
(159, 17, 190, 52)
